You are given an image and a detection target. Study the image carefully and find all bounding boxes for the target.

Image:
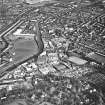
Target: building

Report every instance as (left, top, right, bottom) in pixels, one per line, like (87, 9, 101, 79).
(25, 0, 51, 4)
(1, 0, 24, 3)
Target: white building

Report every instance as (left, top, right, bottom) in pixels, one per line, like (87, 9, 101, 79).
(25, 0, 51, 4)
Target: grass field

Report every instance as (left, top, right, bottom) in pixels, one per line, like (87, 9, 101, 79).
(13, 38, 38, 63)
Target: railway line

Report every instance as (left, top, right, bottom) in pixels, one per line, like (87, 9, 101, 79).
(0, 25, 39, 79)
(0, 18, 37, 78)
(0, 1, 59, 78)
(0, 20, 24, 53)
(0, 5, 46, 78)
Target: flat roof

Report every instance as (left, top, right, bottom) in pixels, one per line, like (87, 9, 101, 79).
(68, 56, 88, 65)
(87, 52, 105, 64)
